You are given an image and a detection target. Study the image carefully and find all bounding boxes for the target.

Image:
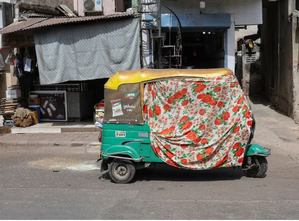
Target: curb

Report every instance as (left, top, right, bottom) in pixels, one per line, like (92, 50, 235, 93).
(10, 127, 101, 134)
(0, 141, 92, 148)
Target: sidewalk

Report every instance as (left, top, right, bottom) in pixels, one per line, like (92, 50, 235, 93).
(250, 98, 299, 155)
(0, 99, 298, 153)
(10, 121, 99, 134)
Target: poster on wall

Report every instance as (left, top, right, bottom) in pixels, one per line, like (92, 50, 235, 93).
(29, 91, 67, 122)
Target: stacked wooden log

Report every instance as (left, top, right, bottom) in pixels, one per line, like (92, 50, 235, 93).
(0, 98, 20, 126)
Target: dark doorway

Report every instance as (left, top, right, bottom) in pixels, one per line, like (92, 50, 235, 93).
(162, 29, 225, 69)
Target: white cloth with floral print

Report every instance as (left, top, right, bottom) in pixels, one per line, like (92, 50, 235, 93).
(143, 73, 253, 169)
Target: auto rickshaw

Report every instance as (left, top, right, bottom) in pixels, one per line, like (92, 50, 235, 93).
(98, 69, 270, 183)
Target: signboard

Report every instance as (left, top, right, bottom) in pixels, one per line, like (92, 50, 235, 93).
(1, 32, 35, 49)
(29, 91, 67, 121)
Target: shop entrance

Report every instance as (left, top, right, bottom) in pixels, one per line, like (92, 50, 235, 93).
(162, 29, 225, 69)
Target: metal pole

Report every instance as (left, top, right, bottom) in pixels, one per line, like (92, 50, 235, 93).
(157, 0, 162, 68)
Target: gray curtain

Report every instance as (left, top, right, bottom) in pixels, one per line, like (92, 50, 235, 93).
(34, 18, 140, 85)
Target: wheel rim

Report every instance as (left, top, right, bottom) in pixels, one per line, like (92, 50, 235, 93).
(113, 164, 130, 180)
(248, 165, 259, 174)
(246, 156, 267, 177)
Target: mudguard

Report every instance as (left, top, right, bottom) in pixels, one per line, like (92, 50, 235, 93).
(100, 160, 109, 172)
(101, 145, 142, 162)
(246, 144, 271, 157)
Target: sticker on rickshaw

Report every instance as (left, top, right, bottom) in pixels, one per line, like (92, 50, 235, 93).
(138, 132, 149, 138)
(115, 131, 126, 138)
(123, 104, 136, 112)
(111, 99, 123, 117)
(125, 93, 137, 99)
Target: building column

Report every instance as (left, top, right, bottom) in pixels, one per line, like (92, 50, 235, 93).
(141, 29, 152, 68)
(292, 12, 299, 123)
(226, 16, 235, 72)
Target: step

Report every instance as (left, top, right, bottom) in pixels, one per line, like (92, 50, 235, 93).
(138, 11, 158, 13)
(11, 126, 62, 134)
(162, 45, 176, 48)
(140, 2, 157, 5)
(151, 35, 164, 39)
(164, 55, 182, 58)
(10, 123, 100, 134)
(141, 19, 156, 22)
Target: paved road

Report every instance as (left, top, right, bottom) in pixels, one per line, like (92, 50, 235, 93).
(1, 101, 299, 219)
(0, 141, 299, 219)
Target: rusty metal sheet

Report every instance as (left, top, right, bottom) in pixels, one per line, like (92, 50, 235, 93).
(0, 14, 134, 35)
(0, 18, 47, 34)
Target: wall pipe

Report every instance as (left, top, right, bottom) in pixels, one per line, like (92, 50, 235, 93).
(13, 2, 20, 23)
(277, 1, 280, 104)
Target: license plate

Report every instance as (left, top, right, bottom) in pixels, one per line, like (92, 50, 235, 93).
(115, 131, 126, 138)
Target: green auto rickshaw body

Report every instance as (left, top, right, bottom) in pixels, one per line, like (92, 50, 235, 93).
(99, 69, 271, 182)
(101, 123, 162, 163)
(246, 144, 271, 157)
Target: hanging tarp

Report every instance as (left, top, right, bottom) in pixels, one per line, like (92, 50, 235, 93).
(143, 73, 253, 169)
(34, 18, 140, 85)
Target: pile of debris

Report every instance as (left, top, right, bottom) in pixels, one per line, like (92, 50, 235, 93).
(18, 2, 77, 20)
(12, 107, 37, 128)
(0, 126, 11, 135)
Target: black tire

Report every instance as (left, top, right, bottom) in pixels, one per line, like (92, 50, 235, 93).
(245, 156, 268, 178)
(108, 159, 136, 184)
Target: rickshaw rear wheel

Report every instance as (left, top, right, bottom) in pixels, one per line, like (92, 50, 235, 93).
(109, 159, 136, 184)
(245, 156, 268, 178)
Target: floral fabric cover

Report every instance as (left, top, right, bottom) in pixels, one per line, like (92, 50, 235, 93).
(143, 73, 253, 169)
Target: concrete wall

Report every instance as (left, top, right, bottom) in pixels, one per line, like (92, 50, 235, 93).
(281, 0, 295, 121)
(292, 11, 299, 123)
(161, 0, 262, 25)
(0, 2, 18, 99)
(22, 0, 74, 10)
(0, 0, 14, 3)
(226, 19, 235, 72)
(102, 0, 115, 15)
(262, 0, 299, 123)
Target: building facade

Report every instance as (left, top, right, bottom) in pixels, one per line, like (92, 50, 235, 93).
(262, 0, 299, 123)
(141, 0, 263, 72)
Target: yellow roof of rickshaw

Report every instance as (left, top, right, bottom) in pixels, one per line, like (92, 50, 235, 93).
(105, 68, 233, 90)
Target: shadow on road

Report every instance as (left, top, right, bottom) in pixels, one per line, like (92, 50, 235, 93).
(101, 163, 245, 183)
(250, 96, 288, 117)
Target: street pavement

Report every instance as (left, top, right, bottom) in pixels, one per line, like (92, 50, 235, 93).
(0, 99, 299, 219)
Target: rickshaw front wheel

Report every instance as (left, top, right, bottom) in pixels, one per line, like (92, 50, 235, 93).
(109, 159, 136, 184)
(245, 156, 268, 178)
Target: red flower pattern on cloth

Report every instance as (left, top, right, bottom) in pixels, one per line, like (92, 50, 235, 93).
(143, 73, 253, 169)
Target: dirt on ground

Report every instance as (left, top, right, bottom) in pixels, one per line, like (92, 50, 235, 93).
(0, 126, 11, 135)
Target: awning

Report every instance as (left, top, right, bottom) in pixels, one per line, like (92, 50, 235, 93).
(145, 13, 231, 29)
(0, 13, 135, 35)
